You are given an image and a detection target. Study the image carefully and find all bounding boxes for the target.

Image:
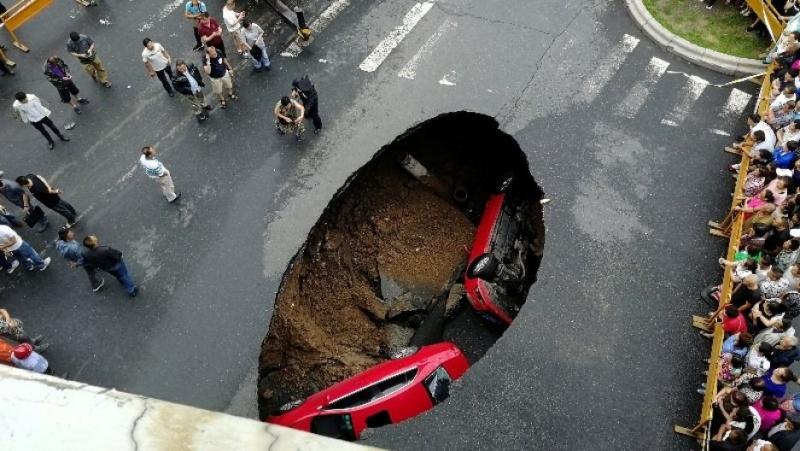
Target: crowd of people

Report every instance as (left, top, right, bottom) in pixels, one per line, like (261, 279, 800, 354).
(697, 26, 800, 450)
(0, 0, 324, 378)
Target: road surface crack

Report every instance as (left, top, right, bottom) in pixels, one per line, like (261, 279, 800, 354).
(431, 2, 554, 36)
(130, 399, 149, 451)
(499, 7, 584, 128)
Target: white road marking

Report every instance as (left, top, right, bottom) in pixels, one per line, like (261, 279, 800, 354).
(660, 74, 709, 127)
(709, 128, 731, 136)
(359, 2, 435, 73)
(579, 34, 639, 103)
(282, 0, 351, 57)
(138, 0, 184, 32)
(398, 18, 456, 79)
(613, 56, 669, 119)
(438, 70, 457, 86)
(720, 88, 753, 120)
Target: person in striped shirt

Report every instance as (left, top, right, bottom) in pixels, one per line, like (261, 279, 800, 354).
(139, 146, 181, 203)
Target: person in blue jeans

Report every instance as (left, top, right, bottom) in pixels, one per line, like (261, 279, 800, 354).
(0, 224, 51, 272)
(81, 235, 138, 297)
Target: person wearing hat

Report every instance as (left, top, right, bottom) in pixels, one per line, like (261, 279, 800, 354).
(291, 75, 321, 134)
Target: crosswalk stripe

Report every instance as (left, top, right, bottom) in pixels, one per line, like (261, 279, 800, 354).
(660, 75, 709, 127)
(281, 0, 351, 57)
(720, 88, 753, 121)
(359, 2, 435, 73)
(398, 18, 457, 80)
(613, 57, 669, 119)
(579, 34, 640, 103)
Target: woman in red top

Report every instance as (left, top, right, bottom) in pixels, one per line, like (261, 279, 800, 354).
(721, 305, 749, 335)
(197, 12, 227, 57)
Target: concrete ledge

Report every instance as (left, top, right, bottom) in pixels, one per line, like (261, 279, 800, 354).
(626, 0, 765, 77)
(0, 365, 379, 451)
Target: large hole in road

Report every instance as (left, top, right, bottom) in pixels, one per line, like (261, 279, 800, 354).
(258, 112, 545, 438)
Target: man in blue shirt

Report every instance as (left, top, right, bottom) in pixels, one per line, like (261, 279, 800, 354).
(56, 228, 104, 292)
(184, 0, 208, 51)
(774, 140, 800, 169)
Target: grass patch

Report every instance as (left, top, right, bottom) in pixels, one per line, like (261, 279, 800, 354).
(642, 0, 771, 59)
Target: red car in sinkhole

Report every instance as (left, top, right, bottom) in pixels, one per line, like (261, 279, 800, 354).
(266, 342, 469, 441)
(464, 186, 539, 326)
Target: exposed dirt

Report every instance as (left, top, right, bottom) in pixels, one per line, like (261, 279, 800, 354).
(258, 159, 476, 415)
(258, 112, 545, 419)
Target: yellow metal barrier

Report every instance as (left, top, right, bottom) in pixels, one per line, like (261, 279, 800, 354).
(0, 0, 54, 52)
(746, 0, 786, 42)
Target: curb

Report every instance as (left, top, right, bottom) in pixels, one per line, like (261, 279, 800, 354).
(625, 0, 765, 77)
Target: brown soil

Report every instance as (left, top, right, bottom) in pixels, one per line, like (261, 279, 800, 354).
(258, 158, 475, 414)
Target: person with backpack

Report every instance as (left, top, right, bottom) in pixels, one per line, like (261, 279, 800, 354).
(173, 59, 211, 121)
(291, 75, 321, 134)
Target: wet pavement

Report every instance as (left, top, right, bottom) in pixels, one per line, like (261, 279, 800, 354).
(0, 0, 756, 448)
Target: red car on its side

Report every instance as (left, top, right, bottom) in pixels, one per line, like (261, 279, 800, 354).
(266, 342, 469, 441)
(464, 190, 537, 326)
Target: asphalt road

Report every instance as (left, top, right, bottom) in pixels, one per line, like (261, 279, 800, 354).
(0, 0, 756, 449)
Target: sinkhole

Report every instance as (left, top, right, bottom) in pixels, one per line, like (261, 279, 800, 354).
(258, 112, 545, 440)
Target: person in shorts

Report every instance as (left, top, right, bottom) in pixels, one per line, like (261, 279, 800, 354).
(43, 56, 89, 114)
(202, 46, 236, 108)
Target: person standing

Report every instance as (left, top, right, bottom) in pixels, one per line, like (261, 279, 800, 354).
(222, 0, 246, 56)
(141, 38, 174, 97)
(203, 46, 236, 108)
(291, 75, 322, 134)
(66, 32, 111, 87)
(241, 18, 270, 72)
(140, 146, 181, 203)
(0, 175, 49, 232)
(184, 0, 208, 51)
(12, 92, 70, 150)
(0, 224, 51, 271)
(197, 13, 226, 57)
(44, 56, 89, 114)
(56, 228, 104, 292)
(274, 96, 305, 142)
(82, 235, 138, 297)
(173, 60, 210, 121)
(16, 174, 79, 228)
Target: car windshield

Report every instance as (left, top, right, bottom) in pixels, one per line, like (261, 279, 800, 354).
(423, 366, 452, 404)
(326, 368, 418, 410)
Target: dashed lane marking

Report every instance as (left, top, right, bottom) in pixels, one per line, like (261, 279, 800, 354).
(359, 2, 435, 73)
(613, 56, 669, 119)
(398, 18, 456, 79)
(660, 75, 709, 127)
(579, 34, 639, 104)
(281, 0, 351, 57)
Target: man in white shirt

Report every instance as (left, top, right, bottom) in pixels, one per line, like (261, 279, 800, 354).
(139, 146, 181, 204)
(222, 0, 246, 55)
(0, 224, 51, 271)
(726, 113, 777, 155)
(12, 92, 69, 150)
(241, 18, 270, 71)
(142, 38, 175, 97)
